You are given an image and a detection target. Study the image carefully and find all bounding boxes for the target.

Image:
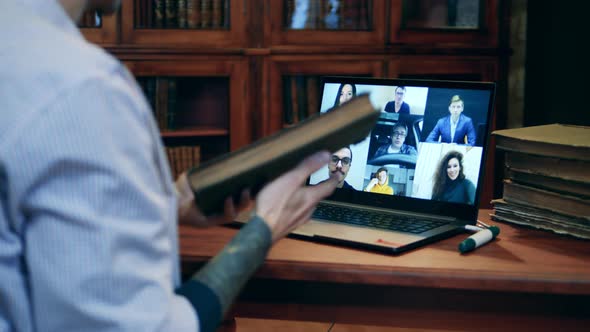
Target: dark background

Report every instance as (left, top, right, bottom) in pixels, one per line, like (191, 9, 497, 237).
(524, 0, 590, 126)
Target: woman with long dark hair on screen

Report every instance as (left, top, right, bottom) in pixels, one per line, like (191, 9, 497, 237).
(431, 151, 475, 204)
(333, 83, 357, 107)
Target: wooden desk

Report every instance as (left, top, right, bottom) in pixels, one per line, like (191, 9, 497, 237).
(180, 210, 590, 331)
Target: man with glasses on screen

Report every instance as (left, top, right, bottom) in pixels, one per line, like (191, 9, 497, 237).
(372, 123, 417, 159)
(328, 147, 356, 190)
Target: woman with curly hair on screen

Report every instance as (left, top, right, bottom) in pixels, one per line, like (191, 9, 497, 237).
(431, 151, 475, 204)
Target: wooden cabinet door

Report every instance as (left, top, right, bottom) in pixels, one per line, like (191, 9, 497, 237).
(389, 0, 499, 47)
(123, 58, 251, 157)
(262, 56, 384, 135)
(120, 0, 248, 47)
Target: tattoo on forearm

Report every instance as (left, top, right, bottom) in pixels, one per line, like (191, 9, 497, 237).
(192, 215, 272, 315)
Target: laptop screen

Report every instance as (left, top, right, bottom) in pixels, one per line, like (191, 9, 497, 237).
(308, 77, 495, 221)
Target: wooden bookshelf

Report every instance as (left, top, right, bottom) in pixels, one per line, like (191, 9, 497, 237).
(84, 0, 509, 205)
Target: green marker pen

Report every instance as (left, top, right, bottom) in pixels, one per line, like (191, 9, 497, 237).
(459, 225, 500, 253)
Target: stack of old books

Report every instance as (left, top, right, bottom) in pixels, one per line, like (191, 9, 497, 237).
(491, 124, 590, 239)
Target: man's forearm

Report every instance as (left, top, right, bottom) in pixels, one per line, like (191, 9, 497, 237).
(176, 215, 272, 332)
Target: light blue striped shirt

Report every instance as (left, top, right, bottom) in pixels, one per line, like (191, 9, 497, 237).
(0, 1, 197, 331)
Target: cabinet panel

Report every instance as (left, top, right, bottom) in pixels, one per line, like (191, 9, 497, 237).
(79, 10, 118, 44)
(266, 0, 387, 46)
(390, 0, 499, 47)
(263, 56, 384, 135)
(121, 0, 247, 47)
(125, 59, 252, 155)
(388, 56, 497, 81)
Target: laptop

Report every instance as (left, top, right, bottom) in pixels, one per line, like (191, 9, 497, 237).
(242, 76, 496, 254)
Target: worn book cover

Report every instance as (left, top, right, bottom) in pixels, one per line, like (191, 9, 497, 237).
(491, 199, 590, 239)
(507, 169, 590, 199)
(504, 151, 590, 184)
(502, 179, 590, 219)
(188, 94, 379, 215)
(492, 123, 590, 161)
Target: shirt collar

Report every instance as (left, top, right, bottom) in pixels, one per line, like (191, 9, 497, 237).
(20, 0, 82, 38)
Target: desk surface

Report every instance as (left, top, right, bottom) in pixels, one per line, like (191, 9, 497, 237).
(180, 209, 590, 296)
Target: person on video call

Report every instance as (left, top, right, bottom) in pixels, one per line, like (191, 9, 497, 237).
(364, 167, 394, 195)
(372, 122, 417, 159)
(425, 95, 477, 145)
(333, 83, 357, 107)
(327, 147, 356, 190)
(384, 86, 410, 114)
(431, 151, 476, 205)
(0, 1, 342, 331)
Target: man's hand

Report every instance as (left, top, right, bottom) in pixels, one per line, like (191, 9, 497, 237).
(255, 151, 340, 243)
(175, 172, 252, 227)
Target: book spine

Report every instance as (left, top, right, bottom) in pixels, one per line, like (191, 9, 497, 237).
(306, 76, 319, 116)
(134, 0, 142, 28)
(154, 0, 165, 28)
(165, 0, 177, 28)
(146, 77, 157, 114)
(178, 0, 188, 28)
(222, 0, 230, 28)
(146, 0, 154, 28)
(167, 78, 177, 130)
(155, 77, 169, 131)
(283, 77, 293, 125)
(211, 0, 222, 28)
(187, 0, 201, 28)
(200, 0, 211, 28)
(358, 0, 368, 30)
(296, 76, 308, 121)
(290, 76, 300, 124)
(502, 180, 590, 219)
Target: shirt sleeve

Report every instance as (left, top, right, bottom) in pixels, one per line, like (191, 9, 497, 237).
(12, 75, 198, 332)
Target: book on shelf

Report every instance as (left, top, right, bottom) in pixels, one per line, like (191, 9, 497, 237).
(504, 150, 590, 183)
(492, 123, 590, 161)
(178, 0, 188, 28)
(155, 77, 169, 131)
(188, 94, 379, 215)
(507, 169, 590, 199)
(167, 78, 177, 130)
(501, 179, 590, 219)
(200, 0, 211, 28)
(154, 0, 165, 28)
(211, 0, 222, 28)
(491, 199, 590, 239)
(165, 0, 177, 28)
(187, 0, 201, 28)
(166, 146, 201, 179)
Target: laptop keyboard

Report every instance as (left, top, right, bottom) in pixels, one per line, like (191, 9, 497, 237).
(312, 203, 449, 234)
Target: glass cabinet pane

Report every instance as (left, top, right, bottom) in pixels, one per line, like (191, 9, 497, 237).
(284, 0, 371, 30)
(281, 75, 323, 126)
(135, 0, 230, 29)
(402, 0, 481, 29)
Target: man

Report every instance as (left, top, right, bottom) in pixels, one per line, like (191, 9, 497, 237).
(0, 1, 340, 331)
(425, 95, 477, 145)
(364, 167, 394, 195)
(384, 86, 410, 114)
(328, 147, 356, 190)
(372, 123, 417, 159)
